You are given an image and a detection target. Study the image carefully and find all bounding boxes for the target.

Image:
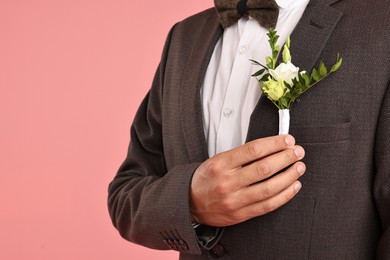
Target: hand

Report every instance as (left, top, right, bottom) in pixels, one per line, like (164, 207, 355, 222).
(190, 135, 305, 227)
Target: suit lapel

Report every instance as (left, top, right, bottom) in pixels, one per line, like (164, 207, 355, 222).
(246, 0, 344, 142)
(288, 0, 344, 72)
(180, 11, 223, 162)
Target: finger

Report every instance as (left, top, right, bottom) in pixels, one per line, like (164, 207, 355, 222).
(233, 145, 305, 188)
(214, 135, 296, 170)
(237, 162, 306, 207)
(236, 181, 302, 222)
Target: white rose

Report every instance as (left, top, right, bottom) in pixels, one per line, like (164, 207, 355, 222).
(269, 61, 300, 85)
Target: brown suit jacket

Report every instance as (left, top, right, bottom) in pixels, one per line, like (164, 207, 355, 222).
(108, 0, 390, 258)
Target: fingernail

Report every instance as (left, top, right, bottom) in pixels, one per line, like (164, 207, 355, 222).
(285, 135, 295, 147)
(294, 181, 302, 192)
(294, 146, 304, 158)
(297, 164, 306, 175)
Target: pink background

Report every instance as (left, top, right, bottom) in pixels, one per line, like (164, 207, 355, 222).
(0, 0, 211, 259)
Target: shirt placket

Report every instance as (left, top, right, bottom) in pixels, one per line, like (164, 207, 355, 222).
(215, 23, 253, 154)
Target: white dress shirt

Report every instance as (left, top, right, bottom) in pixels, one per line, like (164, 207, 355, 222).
(201, 0, 310, 157)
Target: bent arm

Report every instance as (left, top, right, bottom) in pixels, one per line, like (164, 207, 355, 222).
(107, 26, 203, 255)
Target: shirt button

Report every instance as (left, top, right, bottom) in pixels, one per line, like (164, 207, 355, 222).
(209, 243, 225, 258)
(239, 45, 248, 54)
(223, 107, 234, 117)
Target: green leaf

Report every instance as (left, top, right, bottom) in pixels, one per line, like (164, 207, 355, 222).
(280, 97, 288, 108)
(284, 91, 292, 99)
(249, 59, 262, 66)
(302, 73, 310, 86)
(249, 59, 269, 71)
(312, 68, 320, 81)
(319, 62, 328, 77)
(260, 74, 270, 82)
(292, 78, 299, 85)
(273, 35, 279, 45)
(266, 56, 273, 69)
(330, 54, 343, 73)
(268, 39, 273, 47)
(297, 84, 304, 94)
(251, 69, 265, 77)
(285, 36, 291, 48)
(282, 45, 291, 63)
(267, 28, 276, 38)
(298, 74, 305, 85)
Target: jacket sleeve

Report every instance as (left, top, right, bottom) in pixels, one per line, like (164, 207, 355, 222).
(374, 79, 390, 259)
(107, 25, 204, 255)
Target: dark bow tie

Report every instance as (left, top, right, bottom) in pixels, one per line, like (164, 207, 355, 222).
(214, 0, 279, 29)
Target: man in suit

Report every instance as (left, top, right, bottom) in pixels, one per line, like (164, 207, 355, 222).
(108, 0, 390, 258)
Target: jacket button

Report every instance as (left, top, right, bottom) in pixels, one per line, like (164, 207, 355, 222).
(209, 243, 225, 258)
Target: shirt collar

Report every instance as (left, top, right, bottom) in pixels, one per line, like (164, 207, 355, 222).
(276, 0, 309, 9)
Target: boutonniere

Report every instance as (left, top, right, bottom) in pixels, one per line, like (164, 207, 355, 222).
(251, 29, 343, 134)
